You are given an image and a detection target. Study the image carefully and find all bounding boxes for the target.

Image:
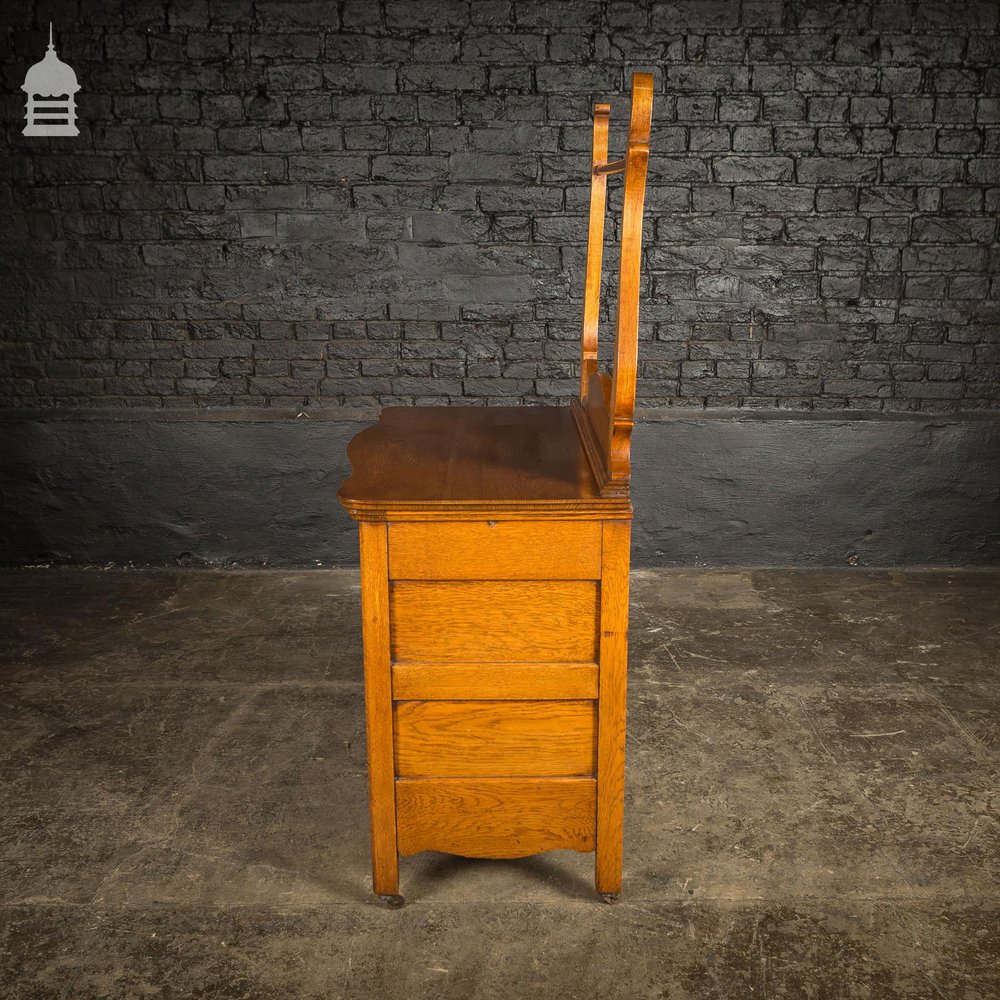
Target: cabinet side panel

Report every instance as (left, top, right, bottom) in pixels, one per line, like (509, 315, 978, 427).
(393, 700, 597, 777)
(388, 520, 601, 580)
(390, 580, 599, 662)
(396, 778, 597, 857)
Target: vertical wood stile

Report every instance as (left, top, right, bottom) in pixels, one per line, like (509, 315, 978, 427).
(580, 103, 610, 403)
(607, 73, 653, 486)
(358, 520, 399, 896)
(595, 518, 631, 895)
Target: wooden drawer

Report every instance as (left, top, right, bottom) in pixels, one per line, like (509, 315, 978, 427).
(390, 580, 599, 662)
(396, 777, 597, 858)
(388, 520, 601, 580)
(393, 700, 597, 777)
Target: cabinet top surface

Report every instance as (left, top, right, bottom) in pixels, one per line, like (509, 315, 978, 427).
(338, 405, 630, 519)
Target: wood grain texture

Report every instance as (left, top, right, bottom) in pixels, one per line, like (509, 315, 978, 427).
(587, 371, 612, 460)
(390, 580, 599, 663)
(593, 156, 625, 175)
(595, 519, 631, 895)
(358, 521, 398, 895)
(388, 519, 601, 581)
(572, 71, 653, 499)
(339, 406, 631, 522)
(571, 373, 613, 497)
(392, 661, 599, 701)
(396, 777, 597, 858)
(393, 700, 597, 777)
(607, 73, 653, 492)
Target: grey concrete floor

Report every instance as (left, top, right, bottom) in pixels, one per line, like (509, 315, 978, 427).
(0, 567, 998, 999)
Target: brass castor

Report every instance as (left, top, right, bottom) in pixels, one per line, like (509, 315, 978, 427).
(599, 891, 621, 905)
(377, 893, 405, 909)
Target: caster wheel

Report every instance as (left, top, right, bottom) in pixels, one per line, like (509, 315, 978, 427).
(377, 893, 405, 909)
(599, 891, 621, 905)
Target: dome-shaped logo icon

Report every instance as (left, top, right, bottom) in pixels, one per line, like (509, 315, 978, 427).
(22, 24, 80, 137)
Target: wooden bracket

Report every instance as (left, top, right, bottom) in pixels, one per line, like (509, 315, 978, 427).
(593, 157, 626, 176)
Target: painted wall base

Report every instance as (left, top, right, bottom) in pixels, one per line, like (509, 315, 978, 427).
(1, 411, 997, 567)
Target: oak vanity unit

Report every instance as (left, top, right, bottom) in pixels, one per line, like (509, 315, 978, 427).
(339, 73, 653, 906)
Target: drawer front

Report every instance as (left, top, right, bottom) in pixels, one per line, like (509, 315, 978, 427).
(396, 777, 597, 858)
(390, 580, 599, 663)
(388, 520, 601, 580)
(393, 700, 597, 777)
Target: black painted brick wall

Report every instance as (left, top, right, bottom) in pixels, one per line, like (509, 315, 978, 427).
(2, 0, 999, 411)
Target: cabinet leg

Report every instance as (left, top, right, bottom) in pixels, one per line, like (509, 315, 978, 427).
(595, 822, 624, 896)
(359, 522, 401, 905)
(370, 838, 399, 899)
(595, 519, 629, 899)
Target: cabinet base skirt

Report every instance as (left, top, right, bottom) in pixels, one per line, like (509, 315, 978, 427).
(395, 777, 597, 858)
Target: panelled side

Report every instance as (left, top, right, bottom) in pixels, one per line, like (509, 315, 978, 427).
(388, 517, 604, 861)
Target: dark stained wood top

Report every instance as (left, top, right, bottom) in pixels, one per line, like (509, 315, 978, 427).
(338, 406, 632, 521)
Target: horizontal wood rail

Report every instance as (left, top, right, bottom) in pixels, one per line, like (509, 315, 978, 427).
(392, 661, 599, 700)
(593, 157, 626, 176)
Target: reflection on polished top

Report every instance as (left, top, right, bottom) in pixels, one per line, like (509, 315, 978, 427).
(338, 405, 632, 518)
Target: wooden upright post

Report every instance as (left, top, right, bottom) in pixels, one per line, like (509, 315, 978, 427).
(580, 104, 610, 402)
(358, 521, 401, 905)
(595, 518, 631, 898)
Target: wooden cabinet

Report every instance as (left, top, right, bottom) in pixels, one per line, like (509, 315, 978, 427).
(339, 73, 653, 905)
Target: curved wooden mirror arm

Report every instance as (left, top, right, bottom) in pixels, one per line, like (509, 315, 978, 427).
(571, 72, 653, 499)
